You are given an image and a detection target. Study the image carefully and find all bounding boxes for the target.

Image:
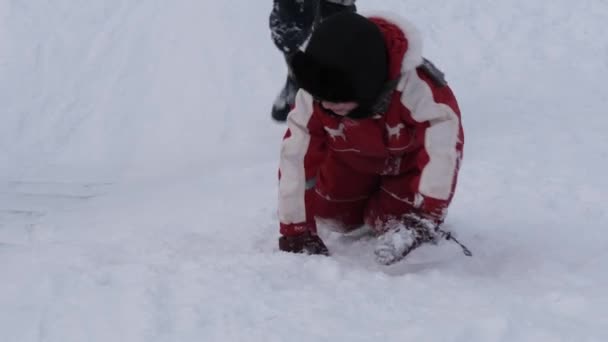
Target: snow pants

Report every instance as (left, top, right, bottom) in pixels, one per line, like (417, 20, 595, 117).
(310, 155, 446, 234)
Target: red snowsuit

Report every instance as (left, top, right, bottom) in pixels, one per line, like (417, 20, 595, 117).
(278, 14, 464, 236)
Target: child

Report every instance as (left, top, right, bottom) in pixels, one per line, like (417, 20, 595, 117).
(277, 12, 465, 264)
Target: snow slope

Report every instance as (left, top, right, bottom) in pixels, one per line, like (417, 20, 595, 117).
(1, 0, 607, 341)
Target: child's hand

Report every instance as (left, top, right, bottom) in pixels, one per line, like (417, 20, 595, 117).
(278, 231, 329, 256)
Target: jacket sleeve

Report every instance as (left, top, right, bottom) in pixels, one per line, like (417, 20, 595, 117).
(278, 91, 327, 236)
(399, 68, 464, 223)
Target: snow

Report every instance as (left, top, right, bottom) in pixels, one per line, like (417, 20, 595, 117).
(1, 0, 607, 341)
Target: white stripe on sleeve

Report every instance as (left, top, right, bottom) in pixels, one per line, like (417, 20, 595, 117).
(278, 90, 315, 224)
(399, 70, 460, 200)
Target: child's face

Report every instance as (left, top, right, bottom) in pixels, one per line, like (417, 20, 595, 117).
(321, 101, 359, 116)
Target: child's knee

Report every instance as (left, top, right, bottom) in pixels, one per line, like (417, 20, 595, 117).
(313, 194, 366, 230)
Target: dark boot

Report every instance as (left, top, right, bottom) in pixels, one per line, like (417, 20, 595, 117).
(269, 0, 356, 122)
(271, 73, 299, 122)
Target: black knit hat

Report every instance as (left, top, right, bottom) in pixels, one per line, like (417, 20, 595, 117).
(289, 12, 388, 112)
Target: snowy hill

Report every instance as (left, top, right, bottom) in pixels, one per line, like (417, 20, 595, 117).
(1, 1, 607, 341)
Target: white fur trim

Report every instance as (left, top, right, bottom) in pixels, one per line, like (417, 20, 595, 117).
(364, 11, 424, 71)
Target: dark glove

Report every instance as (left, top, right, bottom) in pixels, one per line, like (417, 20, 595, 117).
(278, 231, 329, 256)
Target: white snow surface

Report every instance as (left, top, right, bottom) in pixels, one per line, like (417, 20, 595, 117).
(1, 0, 608, 341)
